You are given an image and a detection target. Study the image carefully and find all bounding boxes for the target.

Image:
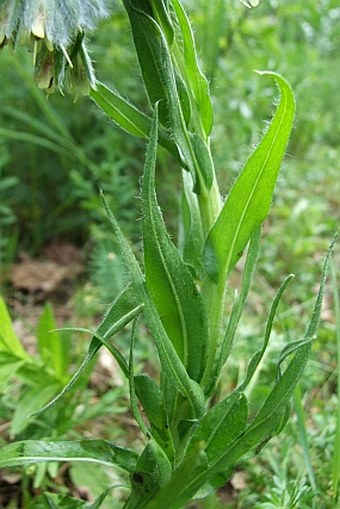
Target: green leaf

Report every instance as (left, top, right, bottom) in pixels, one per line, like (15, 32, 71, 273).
(171, 0, 213, 136)
(175, 73, 192, 127)
(142, 392, 248, 508)
(142, 106, 208, 382)
(205, 233, 336, 475)
(11, 383, 61, 435)
(90, 82, 151, 138)
(204, 72, 295, 283)
(190, 392, 248, 464)
(135, 374, 175, 462)
(128, 316, 150, 437)
(0, 440, 138, 472)
(28, 490, 110, 509)
(122, 1, 209, 189)
(34, 285, 140, 415)
(180, 171, 205, 278)
(0, 352, 26, 392)
(37, 303, 69, 381)
(173, 238, 336, 503)
(304, 233, 338, 339)
(90, 82, 182, 164)
(122, 0, 177, 125)
(238, 273, 295, 392)
(0, 295, 27, 358)
(149, 0, 174, 45)
(217, 227, 261, 373)
(125, 444, 165, 509)
(189, 133, 214, 191)
(127, 319, 172, 499)
(101, 192, 205, 418)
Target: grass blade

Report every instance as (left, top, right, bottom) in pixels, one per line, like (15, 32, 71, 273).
(331, 259, 340, 501)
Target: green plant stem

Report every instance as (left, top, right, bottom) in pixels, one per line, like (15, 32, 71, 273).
(196, 173, 221, 238)
(201, 273, 226, 392)
(193, 156, 224, 392)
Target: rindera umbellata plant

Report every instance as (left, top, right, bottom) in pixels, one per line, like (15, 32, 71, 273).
(0, 1, 336, 508)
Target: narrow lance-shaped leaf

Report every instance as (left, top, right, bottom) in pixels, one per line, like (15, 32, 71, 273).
(101, 193, 205, 418)
(189, 392, 248, 464)
(128, 316, 150, 438)
(171, 0, 213, 136)
(90, 82, 152, 138)
(33, 285, 141, 415)
(122, 0, 180, 127)
(204, 72, 295, 283)
(127, 316, 173, 491)
(238, 273, 295, 392)
(180, 170, 205, 278)
(37, 303, 69, 381)
(0, 440, 138, 473)
(135, 374, 175, 463)
(166, 238, 337, 508)
(90, 82, 180, 162)
(216, 226, 261, 375)
(142, 105, 208, 382)
(122, 1, 212, 190)
(149, 0, 174, 45)
(170, 340, 311, 509)
(200, 236, 336, 477)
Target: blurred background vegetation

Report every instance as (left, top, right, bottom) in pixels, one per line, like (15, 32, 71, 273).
(0, 0, 339, 507)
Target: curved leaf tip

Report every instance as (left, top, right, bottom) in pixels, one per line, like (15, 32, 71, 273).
(204, 71, 295, 283)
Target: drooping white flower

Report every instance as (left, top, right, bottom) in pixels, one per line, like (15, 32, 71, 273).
(0, 0, 109, 94)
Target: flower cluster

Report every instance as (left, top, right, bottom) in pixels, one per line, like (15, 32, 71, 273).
(0, 0, 108, 94)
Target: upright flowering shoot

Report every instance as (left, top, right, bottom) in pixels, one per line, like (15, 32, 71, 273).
(0, 1, 336, 508)
(0, 0, 108, 93)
